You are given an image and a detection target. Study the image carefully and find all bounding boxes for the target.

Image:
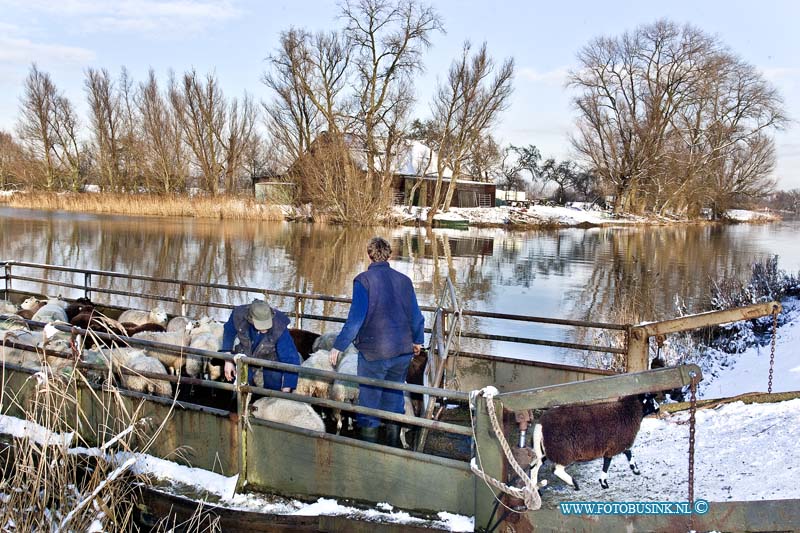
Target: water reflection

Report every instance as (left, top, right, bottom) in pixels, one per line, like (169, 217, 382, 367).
(2, 207, 798, 364)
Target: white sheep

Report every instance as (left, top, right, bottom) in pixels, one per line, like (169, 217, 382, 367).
(20, 297, 41, 311)
(118, 307, 169, 327)
(295, 349, 336, 399)
(311, 332, 337, 352)
(120, 355, 173, 398)
(32, 303, 68, 323)
(187, 316, 224, 342)
(1, 330, 44, 367)
(85, 346, 146, 371)
(0, 300, 17, 315)
(166, 316, 193, 333)
(330, 350, 359, 434)
(250, 397, 325, 432)
(132, 329, 203, 377)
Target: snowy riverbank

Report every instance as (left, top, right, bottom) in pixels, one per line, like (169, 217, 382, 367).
(392, 205, 778, 228)
(697, 297, 800, 399)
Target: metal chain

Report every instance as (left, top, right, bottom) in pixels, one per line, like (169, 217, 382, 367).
(768, 306, 779, 394)
(688, 375, 698, 498)
(688, 370, 698, 532)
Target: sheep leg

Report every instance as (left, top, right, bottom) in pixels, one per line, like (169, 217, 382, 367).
(400, 427, 409, 449)
(334, 410, 343, 435)
(600, 456, 612, 489)
(624, 449, 640, 475)
(553, 464, 579, 491)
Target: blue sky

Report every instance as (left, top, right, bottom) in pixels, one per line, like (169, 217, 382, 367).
(1, 0, 798, 189)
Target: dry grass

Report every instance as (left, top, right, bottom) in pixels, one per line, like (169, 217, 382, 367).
(0, 191, 289, 221)
(0, 328, 187, 531)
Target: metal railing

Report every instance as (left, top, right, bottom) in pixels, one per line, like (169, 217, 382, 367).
(0, 261, 629, 359)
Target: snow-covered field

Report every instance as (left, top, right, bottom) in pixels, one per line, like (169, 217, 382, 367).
(541, 398, 800, 506)
(699, 298, 800, 398)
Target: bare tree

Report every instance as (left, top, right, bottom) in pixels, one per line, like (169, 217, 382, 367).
(426, 41, 514, 224)
(17, 64, 58, 189)
(262, 28, 339, 168)
(0, 131, 34, 190)
(342, 0, 443, 205)
(170, 70, 226, 194)
(85, 67, 123, 190)
(137, 69, 187, 192)
(571, 20, 787, 216)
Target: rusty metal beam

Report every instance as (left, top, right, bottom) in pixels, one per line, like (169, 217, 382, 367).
(626, 302, 780, 373)
(497, 365, 701, 411)
(639, 301, 781, 337)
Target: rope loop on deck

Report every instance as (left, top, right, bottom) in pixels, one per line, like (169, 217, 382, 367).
(469, 386, 543, 512)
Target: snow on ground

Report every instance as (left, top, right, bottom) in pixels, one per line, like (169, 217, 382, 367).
(0, 414, 73, 447)
(0, 415, 473, 531)
(393, 205, 644, 227)
(540, 398, 800, 507)
(723, 209, 780, 222)
(698, 298, 800, 398)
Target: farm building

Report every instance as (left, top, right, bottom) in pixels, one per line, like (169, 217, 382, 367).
(282, 135, 496, 208)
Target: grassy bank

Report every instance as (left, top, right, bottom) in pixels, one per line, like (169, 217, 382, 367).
(0, 191, 289, 221)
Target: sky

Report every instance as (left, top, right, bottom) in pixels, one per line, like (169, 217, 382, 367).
(1, 0, 799, 190)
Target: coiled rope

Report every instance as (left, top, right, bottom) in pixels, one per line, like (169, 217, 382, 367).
(469, 386, 543, 512)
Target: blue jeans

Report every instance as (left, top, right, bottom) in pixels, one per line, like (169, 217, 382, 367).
(357, 352, 413, 428)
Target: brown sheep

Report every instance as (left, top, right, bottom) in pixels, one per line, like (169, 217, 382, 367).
(289, 328, 320, 360)
(405, 348, 428, 416)
(533, 394, 659, 490)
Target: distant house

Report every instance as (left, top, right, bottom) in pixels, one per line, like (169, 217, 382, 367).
(252, 171, 295, 203)
(284, 135, 496, 208)
(389, 140, 495, 208)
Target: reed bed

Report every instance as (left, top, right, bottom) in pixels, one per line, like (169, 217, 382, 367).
(0, 331, 194, 532)
(0, 192, 289, 221)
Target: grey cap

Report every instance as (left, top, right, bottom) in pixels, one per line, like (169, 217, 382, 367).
(248, 299, 273, 330)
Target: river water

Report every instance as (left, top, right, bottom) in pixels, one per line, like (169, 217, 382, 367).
(1, 207, 798, 364)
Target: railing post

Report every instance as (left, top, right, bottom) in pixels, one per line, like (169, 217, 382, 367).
(626, 326, 649, 373)
(235, 354, 250, 492)
(178, 283, 186, 317)
(4, 263, 12, 299)
(83, 272, 91, 299)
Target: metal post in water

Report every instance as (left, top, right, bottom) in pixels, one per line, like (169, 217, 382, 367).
(84, 272, 91, 299)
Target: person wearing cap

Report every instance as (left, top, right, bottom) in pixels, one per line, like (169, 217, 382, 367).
(220, 299, 301, 392)
(328, 236, 424, 445)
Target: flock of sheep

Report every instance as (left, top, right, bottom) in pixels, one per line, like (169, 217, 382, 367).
(0, 297, 423, 448)
(2, 296, 663, 486)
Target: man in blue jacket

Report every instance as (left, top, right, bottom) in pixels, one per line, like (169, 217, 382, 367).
(221, 299, 300, 392)
(329, 237, 424, 445)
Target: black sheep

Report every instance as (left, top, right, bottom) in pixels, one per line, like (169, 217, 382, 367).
(533, 394, 659, 490)
(65, 297, 94, 321)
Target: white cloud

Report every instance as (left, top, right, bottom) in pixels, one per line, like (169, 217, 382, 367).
(760, 67, 800, 82)
(0, 36, 95, 65)
(4, 0, 243, 36)
(518, 66, 571, 86)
